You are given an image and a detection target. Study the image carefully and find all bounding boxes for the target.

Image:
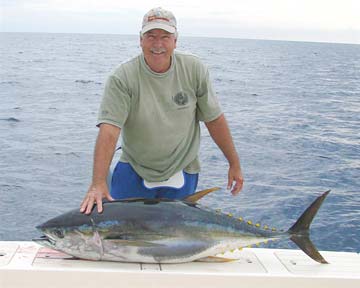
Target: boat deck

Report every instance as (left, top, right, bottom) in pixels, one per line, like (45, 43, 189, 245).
(0, 241, 359, 288)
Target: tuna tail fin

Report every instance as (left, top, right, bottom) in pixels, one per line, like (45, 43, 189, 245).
(288, 190, 330, 264)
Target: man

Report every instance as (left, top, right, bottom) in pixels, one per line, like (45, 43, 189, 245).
(80, 7, 243, 215)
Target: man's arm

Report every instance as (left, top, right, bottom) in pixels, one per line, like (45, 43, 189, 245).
(205, 114, 244, 195)
(80, 123, 121, 214)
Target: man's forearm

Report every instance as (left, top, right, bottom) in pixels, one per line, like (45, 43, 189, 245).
(205, 114, 240, 167)
(92, 124, 121, 185)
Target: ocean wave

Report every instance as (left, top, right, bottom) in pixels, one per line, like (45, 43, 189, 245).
(0, 117, 20, 122)
(0, 81, 21, 85)
(75, 80, 102, 85)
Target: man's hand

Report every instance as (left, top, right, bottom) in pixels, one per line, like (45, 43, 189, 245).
(80, 123, 120, 215)
(80, 182, 114, 215)
(227, 165, 244, 196)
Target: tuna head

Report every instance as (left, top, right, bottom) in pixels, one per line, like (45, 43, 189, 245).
(35, 209, 104, 260)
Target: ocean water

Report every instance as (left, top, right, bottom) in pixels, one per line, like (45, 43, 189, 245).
(0, 33, 359, 253)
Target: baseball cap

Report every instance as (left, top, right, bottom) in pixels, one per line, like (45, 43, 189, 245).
(141, 7, 177, 35)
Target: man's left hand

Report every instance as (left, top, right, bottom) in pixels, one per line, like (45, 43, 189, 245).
(227, 165, 244, 196)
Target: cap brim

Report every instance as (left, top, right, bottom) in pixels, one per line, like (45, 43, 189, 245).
(141, 23, 176, 34)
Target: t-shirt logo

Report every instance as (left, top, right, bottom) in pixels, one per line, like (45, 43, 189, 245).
(173, 92, 189, 106)
(101, 110, 109, 116)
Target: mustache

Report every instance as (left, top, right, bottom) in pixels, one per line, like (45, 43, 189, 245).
(150, 48, 167, 53)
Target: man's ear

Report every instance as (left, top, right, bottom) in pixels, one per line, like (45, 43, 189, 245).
(139, 32, 143, 48)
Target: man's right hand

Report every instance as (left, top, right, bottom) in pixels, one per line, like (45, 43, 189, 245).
(80, 182, 114, 215)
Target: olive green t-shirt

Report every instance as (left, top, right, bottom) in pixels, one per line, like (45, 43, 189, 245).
(97, 51, 222, 182)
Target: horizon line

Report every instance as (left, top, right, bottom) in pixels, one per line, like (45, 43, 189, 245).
(1, 31, 359, 46)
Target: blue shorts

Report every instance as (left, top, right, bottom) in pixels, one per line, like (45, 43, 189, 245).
(110, 162, 198, 200)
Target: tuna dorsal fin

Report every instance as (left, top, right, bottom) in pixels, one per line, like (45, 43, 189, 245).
(184, 187, 220, 203)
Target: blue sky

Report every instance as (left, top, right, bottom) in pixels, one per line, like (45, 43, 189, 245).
(1, 0, 359, 44)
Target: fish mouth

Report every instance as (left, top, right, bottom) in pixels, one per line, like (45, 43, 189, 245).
(33, 235, 56, 247)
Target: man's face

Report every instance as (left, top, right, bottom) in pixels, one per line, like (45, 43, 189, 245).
(140, 29, 177, 73)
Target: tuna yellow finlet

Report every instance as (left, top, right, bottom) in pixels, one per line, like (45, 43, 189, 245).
(227, 213, 233, 217)
(247, 220, 253, 225)
(255, 223, 260, 228)
(238, 217, 243, 222)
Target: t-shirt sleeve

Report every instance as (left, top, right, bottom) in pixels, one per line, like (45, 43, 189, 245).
(97, 74, 131, 128)
(195, 63, 222, 122)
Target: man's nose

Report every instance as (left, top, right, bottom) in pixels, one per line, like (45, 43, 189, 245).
(153, 37, 163, 47)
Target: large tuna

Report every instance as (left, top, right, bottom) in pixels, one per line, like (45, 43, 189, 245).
(35, 188, 330, 264)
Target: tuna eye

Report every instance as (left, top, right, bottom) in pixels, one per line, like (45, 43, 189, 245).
(53, 229, 64, 238)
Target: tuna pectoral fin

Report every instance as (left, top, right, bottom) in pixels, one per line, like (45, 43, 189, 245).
(184, 187, 220, 203)
(104, 239, 164, 247)
(196, 256, 238, 263)
(288, 190, 330, 264)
